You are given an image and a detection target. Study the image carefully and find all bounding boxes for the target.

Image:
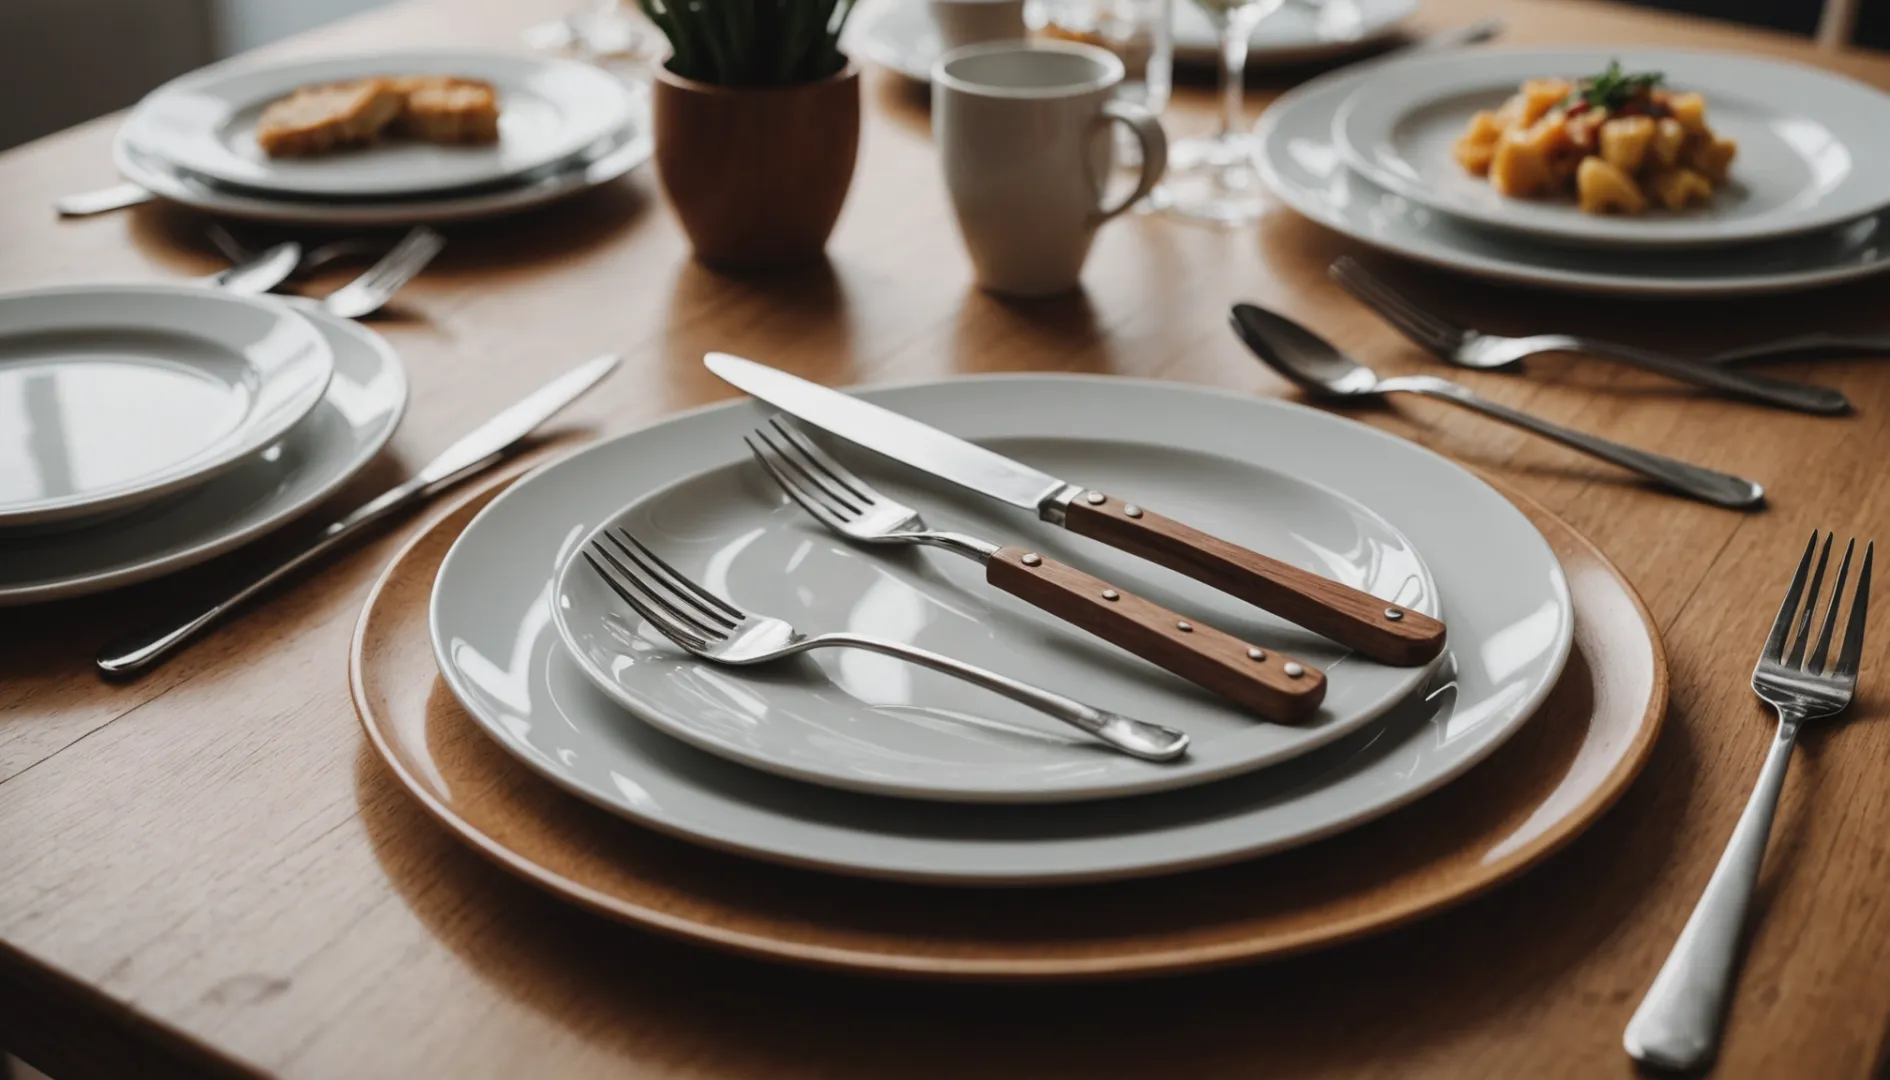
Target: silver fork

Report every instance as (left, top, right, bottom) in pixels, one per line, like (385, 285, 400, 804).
(1625, 531, 1875, 1071)
(744, 417, 1326, 723)
(318, 226, 444, 319)
(581, 528, 1191, 762)
(207, 223, 396, 279)
(1329, 257, 1852, 415)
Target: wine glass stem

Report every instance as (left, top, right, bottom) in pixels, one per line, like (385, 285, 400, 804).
(1217, 8, 1266, 139)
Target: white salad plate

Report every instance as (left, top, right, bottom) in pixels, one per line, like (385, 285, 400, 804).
(846, 0, 1415, 83)
(550, 436, 1440, 803)
(0, 285, 333, 530)
(1333, 49, 1890, 250)
(431, 376, 1573, 884)
(114, 116, 651, 227)
(120, 50, 637, 198)
(0, 309, 406, 605)
(1259, 60, 1890, 296)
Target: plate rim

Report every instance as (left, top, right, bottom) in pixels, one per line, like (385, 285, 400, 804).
(0, 308, 407, 605)
(547, 441, 1444, 804)
(121, 48, 637, 198)
(354, 462, 1664, 978)
(0, 283, 334, 528)
(425, 373, 1575, 884)
(1330, 46, 1890, 249)
(1256, 57, 1890, 297)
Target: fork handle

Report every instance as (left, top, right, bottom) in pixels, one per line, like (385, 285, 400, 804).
(1624, 721, 1800, 1071)
(1394, 380, 1767, 510)
(986, 547, 1326, 722)
(811, 633, 1191, 762)
(1059, 496, 1446, 666)
(1567, 338, 1851, 414)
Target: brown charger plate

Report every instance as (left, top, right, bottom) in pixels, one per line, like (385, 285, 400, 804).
(350, 471, 1668, 980)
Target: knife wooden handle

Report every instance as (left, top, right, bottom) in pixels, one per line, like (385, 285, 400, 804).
(986, 547, 1326, 723)
(1060, 495, 1447, 667)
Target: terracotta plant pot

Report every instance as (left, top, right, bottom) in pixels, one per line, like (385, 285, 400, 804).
(652, 60, 861, 269)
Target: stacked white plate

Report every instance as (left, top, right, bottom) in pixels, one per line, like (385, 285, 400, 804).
(0, 284, 408, 605)
(847, 0, 1418, 83)
(428, 375, 1576, 884)
(114, 50, 652, 225)
(1258, 47, 1890, 295)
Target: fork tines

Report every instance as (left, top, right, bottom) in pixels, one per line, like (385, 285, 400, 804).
(1328, 256, 1464, 354)
(1760, 530, 1874, 683)
(743, 417, 875, 525)
(583, 529, 741, 650)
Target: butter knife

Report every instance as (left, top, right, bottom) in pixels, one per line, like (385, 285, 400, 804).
(97, 353, 622, 677)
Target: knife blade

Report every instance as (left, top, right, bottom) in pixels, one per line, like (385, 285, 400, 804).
(96, 352, 622, 677)
(705, 352, 1447, 666)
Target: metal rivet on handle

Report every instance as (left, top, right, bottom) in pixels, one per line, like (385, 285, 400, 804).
(1085, 491, 1107, 505)
(1385, 607, 1404, 621)
(1124, 504, 1143, 518)
(1247, 647, 1266, 661)
(1283, 662, 1305, 678)
(1101, 589, 1119, 601)
(1021, 553, 1042, 567)
(1176, 621, 1193, 633)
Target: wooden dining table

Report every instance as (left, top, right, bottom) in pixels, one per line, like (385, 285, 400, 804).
(4, 0, 1890, 1076)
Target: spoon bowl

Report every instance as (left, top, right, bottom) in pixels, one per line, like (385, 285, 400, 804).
(1230, 303, 1384, 398)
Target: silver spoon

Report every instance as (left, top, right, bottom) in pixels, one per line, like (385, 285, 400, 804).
(1228, 303, 1765, 510)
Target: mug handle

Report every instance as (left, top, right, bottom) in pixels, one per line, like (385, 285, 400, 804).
(1091, 101, 1169, 223)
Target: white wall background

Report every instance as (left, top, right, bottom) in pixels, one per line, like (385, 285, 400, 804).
(0, 0, 394, 152)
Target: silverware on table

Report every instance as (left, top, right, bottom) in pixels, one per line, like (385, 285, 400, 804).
(1625, 532, 1874, 1071)
(581, 527, 1192, 762)
(1329, 257, 1851, 415)
(316, 226, 445, 319)
(1229, 302, 1767, 509)
(706, 352, 1447, 667)
(199, 241, 302, 296)
(208, 223, 397, 279)
(95, 352, 622, 677)
(746, 417, 1326, 722)
(54, 181, 155, 217)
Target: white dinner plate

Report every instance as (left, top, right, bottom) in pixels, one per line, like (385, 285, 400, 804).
(0, 308, 406, 605)
(1332, 49, 1890, 249)
(846, 0, 1415, 83)
(0, 285, 332, 530)
(431, 376, 1573, 884)
(551, 436, 1440, 803)
(121, 50, 636, 198)
(114, 100, 651, 227)
(1258, 59, 1890, 296)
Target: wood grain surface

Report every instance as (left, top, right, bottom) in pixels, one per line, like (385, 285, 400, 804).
(985, 545, 1327, 721)
(1061, 494, 1450, 665)
(2, 0, 1890, 1077)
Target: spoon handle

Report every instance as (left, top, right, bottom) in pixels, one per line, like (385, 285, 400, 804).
(1390, 378, 1765, 509)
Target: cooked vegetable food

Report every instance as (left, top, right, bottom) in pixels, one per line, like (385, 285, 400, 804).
(1452, 61, 1737, 215)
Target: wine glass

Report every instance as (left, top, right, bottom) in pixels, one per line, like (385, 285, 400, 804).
(1161, 0, 1287, 224)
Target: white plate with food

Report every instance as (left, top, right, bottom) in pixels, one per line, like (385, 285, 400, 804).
(1259, 60, 1890, 295)
(0, 309, 405, 605)
(1332, 49, 1890, 249)
(549, 435, 1440, 804)
(120, 50, 637, 198)
(113, 108, 651, 226)
(0, 285, 333, 531)
(431, 375, 1572, 884)
(846, 0, 1415, 82)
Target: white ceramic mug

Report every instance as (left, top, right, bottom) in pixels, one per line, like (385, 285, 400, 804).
(927, 0, 1028, 52)
(932, 41, 1167, 297)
